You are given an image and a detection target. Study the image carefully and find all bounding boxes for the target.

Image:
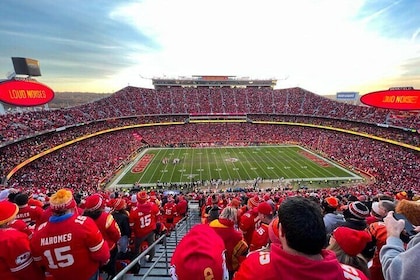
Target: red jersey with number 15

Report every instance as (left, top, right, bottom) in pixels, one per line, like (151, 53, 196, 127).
(30, 214, 110, 280)
(129, 202, 160, 237)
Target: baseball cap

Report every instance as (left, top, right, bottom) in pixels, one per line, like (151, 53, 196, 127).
(258, 202, 273, 216)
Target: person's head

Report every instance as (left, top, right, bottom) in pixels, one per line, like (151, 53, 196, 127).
(136, 191, 149, 204)
(14, 193, 29, 207)
(211, 194, 218, 205)
(110, 198, 127, 212)
(258, 201, 274, 224)
(371, 200, 395, 220)
(268, 216, 280, 244)
(278, 196, 326, 255)
(170, 224, 228, 280)
(343, 201, 369, 221)
(0, 201, 19, 228)
(219, 206, 237, 224)
(395, 191, 408, 201)
(84, 194, 105, 213)
(322, 196, 339, 214)
(328, 227, 371, 277)
(247, 195, 260, 210)
(49, 189, 77, 216)
(229, 198, 240, 209)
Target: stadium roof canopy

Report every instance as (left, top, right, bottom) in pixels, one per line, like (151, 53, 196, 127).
(152, 75, 277, 89)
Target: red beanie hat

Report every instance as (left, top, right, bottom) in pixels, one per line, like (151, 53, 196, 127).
(396, 191, 408, 200)
(0, 201, 19, 225)
(258, 202, 273, 216)
(333, 227, 372, 256)
(170, 224, 228, 280)
(247, 195, 260, 209)
(325, 196, 339, 208)
(49, 189, 76, 212)
(137, 191, 149, 204)
(109, 198, 126, 211)
(84, 194, 104, 211)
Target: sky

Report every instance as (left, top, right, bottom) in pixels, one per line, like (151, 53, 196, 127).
(0, 0, 419, 96)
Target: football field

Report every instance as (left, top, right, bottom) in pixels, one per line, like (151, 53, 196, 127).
(109, 145, 363, 189)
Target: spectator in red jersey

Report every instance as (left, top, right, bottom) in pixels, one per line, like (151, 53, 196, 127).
(0, 200, 45, 280)
(14, 193, 44, 229)
(9, 218, 33, 237)
(233, 197, 369, 280)
(249, 202, 275, 252)
(162, 195, 178, 234)
(174, 195, 188, 222)
(209, 206, 248, 279)
(170, 224, 229, 280)
(30, 188, 110, 280)
(83, 194, 121, 279)
(129, 191, 160, 260)
(238, 195, 260, 246)
(327, 226, 372, 278)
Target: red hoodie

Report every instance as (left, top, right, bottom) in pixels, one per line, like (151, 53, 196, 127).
(233, 243, 368, 280)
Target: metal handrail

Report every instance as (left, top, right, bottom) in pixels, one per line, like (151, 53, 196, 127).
(111, 214, 192, 280)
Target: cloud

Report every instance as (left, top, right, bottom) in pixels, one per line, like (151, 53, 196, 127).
(0, 0, 419, 94)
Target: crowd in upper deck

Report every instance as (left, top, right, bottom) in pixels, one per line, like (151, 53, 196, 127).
(1, 86, 419, 145)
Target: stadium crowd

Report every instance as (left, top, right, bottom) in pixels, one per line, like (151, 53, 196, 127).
(1, 122, 418, 196)
(1, 86, 420, 145)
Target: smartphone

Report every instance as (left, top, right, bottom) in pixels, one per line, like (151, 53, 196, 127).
(393, 213, 416, 243)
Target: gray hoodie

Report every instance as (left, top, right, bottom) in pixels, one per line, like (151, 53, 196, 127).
(380, 233, 420, 280)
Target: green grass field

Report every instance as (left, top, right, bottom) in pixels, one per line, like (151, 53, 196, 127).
(110, 145, 363, 188)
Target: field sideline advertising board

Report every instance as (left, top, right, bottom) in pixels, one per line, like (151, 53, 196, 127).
(0, 79, 55, 106)
(361, 87, 420, 110)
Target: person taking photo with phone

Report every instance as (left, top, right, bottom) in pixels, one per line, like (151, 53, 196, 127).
(379, 211, 420, 280)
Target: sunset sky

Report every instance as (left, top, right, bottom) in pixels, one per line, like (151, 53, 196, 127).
(0, 0, 419, 96)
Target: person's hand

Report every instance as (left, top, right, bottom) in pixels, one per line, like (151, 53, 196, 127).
(413, 225, 420, 233)
(383, 211, 405, 238)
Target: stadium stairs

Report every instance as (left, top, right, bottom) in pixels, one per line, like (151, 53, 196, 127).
(109, 200, 202, 280)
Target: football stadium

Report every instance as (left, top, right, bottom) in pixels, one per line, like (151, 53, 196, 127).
(1, 2, 420, 279)
(1, 74, 420, 279)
